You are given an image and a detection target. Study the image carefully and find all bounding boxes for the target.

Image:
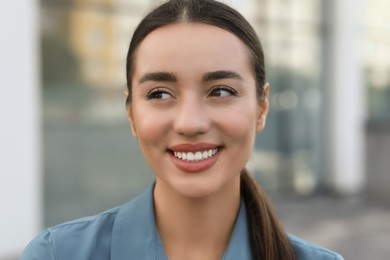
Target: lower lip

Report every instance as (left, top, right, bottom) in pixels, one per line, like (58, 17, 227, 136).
(168, 150, 221, 173)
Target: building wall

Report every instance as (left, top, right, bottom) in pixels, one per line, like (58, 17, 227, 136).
(0, 0, 40, 258)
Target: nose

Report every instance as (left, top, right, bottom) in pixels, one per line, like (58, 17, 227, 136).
(173, 96, 210, 137)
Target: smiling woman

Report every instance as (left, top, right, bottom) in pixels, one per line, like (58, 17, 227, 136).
(21, 0, 343, 259)
(128, 22, 263, 202)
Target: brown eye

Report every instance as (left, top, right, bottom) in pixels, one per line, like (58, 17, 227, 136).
(146, 88, 173, 100)
(209, 86, 237, 97)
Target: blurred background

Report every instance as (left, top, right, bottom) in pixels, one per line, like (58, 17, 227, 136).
(1, 0, 389, 259)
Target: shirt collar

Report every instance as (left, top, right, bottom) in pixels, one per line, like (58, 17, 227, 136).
(111, 183, 251, 260)
(222, 198, 252, 260)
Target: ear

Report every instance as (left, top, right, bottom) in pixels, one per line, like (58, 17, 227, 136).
(125, 91, 138, 138)
(256, 82, 269, 132)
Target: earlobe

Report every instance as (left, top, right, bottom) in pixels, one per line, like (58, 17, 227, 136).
(256, 82, 269, 132)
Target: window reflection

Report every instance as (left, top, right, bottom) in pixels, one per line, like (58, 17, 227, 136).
(364, 0, 390, 119)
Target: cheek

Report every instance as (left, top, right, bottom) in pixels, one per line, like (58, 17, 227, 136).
(215, 104, 258, 144)
(133, 106, 172, 145)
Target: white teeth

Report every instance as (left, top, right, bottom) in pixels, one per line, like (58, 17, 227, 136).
(173, 148, 219, 162)
(194, 152, 202, 161)
(187, 152, 194, 161)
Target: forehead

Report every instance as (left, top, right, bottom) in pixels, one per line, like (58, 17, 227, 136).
(133, 23, 252, 76)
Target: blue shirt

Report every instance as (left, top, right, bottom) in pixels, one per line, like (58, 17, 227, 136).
(21, 184, 344, 259)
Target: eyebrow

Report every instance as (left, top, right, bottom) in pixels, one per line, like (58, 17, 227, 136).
(202, 70, 243, 81)
(138, 72, 177, 85)
(138, 70, 243, 85)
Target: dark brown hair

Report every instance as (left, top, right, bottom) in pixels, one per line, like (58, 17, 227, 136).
(125, 0, 295, 259)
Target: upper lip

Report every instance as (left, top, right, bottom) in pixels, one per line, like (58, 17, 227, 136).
(168, 143, 220, 152)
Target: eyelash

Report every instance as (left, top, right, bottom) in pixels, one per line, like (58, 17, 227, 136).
(146, 88, 172, 100)
(208, 85, 238, 97)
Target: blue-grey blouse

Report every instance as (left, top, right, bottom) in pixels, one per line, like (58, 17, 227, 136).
(21, 184, 344, 260)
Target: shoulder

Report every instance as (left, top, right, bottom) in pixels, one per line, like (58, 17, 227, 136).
(20, 184, 155, 260)
(289, 234, 344, 260)
(20, 206, 120, 260)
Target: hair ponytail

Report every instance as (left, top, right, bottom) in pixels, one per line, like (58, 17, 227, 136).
(241, 169, 296, 260)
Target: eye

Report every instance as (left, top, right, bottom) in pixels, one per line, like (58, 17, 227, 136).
(146, 88, 173, 100)
(209, 86, 237, 97)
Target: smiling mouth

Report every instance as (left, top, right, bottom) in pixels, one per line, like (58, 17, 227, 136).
(171, 148, 219, 162)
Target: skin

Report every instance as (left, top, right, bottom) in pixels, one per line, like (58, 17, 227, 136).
(127, 23, 269, 260)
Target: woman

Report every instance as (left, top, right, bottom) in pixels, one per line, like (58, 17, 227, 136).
(22, 0, 344, 259)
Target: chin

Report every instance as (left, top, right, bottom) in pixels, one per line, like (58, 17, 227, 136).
(171, 180, 218, 199)
(169, 174, 239, 200)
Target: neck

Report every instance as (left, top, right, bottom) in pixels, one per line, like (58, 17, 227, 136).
(153, 177, 241, 260)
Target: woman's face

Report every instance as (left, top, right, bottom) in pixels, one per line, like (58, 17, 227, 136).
(128, 23, 268, 198)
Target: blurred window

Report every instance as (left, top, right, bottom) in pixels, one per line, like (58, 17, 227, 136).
(363, 0, 390, 120)
(250, 0, 323, 196)
(41, 0, 155, 227)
